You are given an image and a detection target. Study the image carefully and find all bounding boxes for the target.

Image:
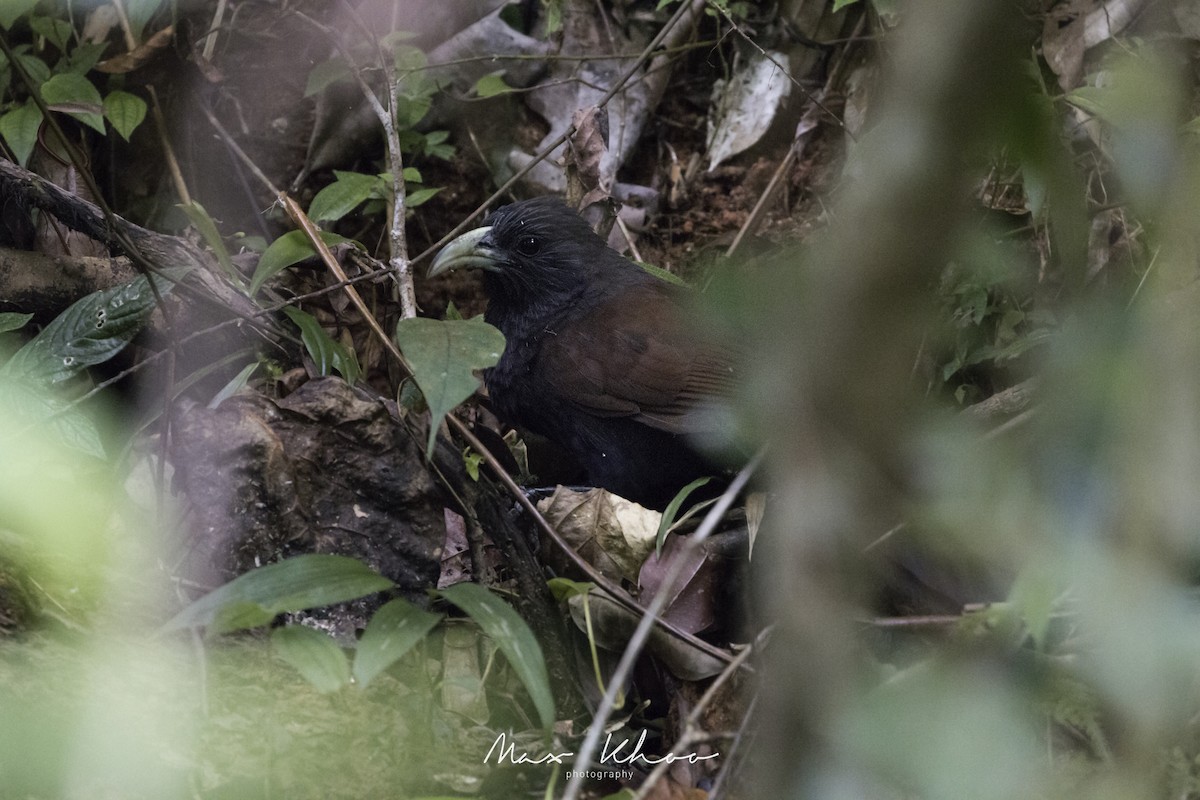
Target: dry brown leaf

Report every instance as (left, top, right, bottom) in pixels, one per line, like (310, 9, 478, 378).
(95, 25, 175, 74)
(565, 105, 612, 210)
(639, 533, 713, 635)
(537, 486, 658, 583)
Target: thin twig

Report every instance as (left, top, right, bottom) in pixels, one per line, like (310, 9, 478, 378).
(201, 0, 228, 62)
(615, 214, 643, 263)
(861, 522, 905, 553)
(1125, 243, 1160, 310)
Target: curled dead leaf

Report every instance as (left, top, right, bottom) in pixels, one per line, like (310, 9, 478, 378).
(95, 25, 175, 74)
(537, 486, 659, 584)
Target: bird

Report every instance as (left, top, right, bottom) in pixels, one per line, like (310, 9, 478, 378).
(427, 196, 736, 510)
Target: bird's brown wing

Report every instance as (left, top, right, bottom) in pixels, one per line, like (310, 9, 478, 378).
(539, 288, 734, 435)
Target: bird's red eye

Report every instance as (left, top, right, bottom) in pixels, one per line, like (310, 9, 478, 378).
(516, 235, 541, 256)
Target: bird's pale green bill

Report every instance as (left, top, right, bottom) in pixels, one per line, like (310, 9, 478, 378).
(428, 226, 502, 277)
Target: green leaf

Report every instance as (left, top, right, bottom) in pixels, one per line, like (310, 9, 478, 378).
(1007, 565, 1059, 650)
(424, 130, 456, 161)
(210, 600, 276, 633)
(393, 44, 427, 74)
(1064, 86, 1109, 119)
(0, 100, 43, 167)
(64, 41, 108, 75)
(353, 598, 444, 688)
(272, 626, 351, 693)
(1021, 163, 1047, 219)
(542, 0, 562, 33)
(393, 316, 505, 459)
(0, 312, 32, 334)
(207, 361, 258, 409)
(426, 139, 455, 161)
(0, 0, 38, 29)
(463, 448, 483, 480)
(832, 0, 862, 9)
(405, 186, 441, 208)
(402, 166, 422, 182)
(308, 171, 388, 223)
(161, 553, 394, 633)
(1, 273, 176, 385)
(0, 378, 106, 458)
(249, 230, 351, 296)
(397, 378, 424, 413)
(103, 90, 147, 141)
(40, 72, 105, 134)
(437, 582, 555, 728)
(304, 56, 351, 97)
(14, 53, 51, 86)
(283, 306, 361, 384)
(547, 576, 594, 602)
(634, 260, 687, 286)
(178, 201, 239, 286)
(656, 477, 712, 555)
(473, 71, 515, 99)
(29, 15, 73, 51)
(233, 233, 269, 253)
(393, 93, 431, 129)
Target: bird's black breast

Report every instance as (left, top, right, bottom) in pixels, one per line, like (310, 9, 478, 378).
(482, 300, 576, 435)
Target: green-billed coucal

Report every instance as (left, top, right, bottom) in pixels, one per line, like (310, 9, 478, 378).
(428, 197, 735, 510)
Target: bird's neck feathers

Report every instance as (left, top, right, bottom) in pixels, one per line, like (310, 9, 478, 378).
(482, 275, 579, 346)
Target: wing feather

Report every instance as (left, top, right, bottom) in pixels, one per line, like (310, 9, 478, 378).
(540, 286, 734, 434)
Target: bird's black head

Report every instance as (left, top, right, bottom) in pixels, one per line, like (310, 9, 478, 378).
(429, 197, 630, 309)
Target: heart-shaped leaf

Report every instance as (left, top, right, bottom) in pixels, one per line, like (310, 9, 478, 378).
(394, 316, 505, 459)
